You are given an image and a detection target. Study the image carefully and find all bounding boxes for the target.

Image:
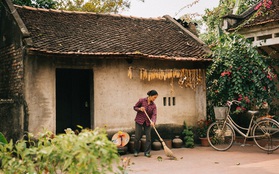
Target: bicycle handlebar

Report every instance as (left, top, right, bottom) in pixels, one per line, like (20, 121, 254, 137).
(227, 100, 241, 107)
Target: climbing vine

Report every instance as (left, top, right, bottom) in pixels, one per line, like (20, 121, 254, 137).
(206, 33, 278, 116)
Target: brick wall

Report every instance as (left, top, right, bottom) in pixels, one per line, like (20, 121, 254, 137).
(0, 44, 25, 141)
(0, 44, 23, 97)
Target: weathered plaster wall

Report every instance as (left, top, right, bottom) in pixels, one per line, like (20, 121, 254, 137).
(24, 56, 206, 136)
(94, 59, 207, 134)
(24, 56, 56, 133)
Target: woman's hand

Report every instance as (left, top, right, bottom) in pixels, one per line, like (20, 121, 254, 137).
(139, 107, 145, 112)
(150, 121, 155, 127)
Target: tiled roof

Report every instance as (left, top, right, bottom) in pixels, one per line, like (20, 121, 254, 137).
(13, 5, 211, 62)
(228, 0, 279, 30)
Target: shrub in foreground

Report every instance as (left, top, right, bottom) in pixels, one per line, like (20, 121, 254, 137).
(0, 128, 123, 174)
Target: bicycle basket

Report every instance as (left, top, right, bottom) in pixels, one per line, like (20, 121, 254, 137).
(214, 107, 228, 120)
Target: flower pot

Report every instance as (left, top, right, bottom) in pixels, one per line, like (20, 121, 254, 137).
(128, 134, 142, 153)
(172, 136, 183, 148)
(140, 135, 146, 152)
(163, 139, 172, 149)
(199, 137, 210, 147)
(117, 146, 128, 155)
(152, 140, 162, 150)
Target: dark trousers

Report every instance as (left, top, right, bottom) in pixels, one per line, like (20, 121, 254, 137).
(134, 122, 151, 154)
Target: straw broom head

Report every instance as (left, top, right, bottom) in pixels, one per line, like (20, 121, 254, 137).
(161, 141, 176, 159)
(143, 110, 176, 159)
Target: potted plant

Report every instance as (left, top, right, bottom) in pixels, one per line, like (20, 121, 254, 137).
(196, 119, 212, 146)
(182, 121, 194, 148)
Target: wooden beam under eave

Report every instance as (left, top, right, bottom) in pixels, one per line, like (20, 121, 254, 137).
(252, 37, 279, 47)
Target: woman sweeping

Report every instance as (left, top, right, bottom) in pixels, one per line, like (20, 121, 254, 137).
(133, 90, 158, 157)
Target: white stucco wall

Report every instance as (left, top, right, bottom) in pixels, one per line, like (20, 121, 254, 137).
(24, 57, 206, 135)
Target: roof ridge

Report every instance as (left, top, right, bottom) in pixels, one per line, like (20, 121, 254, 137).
(14, 5, 165, 21)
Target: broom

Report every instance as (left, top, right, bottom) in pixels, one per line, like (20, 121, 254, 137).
(143, 110, 176, 159)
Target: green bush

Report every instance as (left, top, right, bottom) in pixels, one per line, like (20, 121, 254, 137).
(0, 128, 123, 174)
(207, 33, 278, 117)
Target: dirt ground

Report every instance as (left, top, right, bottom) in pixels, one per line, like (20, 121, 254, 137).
(120, 143, 279, 174)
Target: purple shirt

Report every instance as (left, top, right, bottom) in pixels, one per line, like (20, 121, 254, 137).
(133, 97, 157, 126)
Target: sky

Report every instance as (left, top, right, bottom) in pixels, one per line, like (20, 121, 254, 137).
(120, 0, 220, 18)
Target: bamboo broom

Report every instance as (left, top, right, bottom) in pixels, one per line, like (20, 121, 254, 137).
(143, 110, 176, 159)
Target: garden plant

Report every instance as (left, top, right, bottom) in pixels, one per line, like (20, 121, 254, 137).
(0, 128, 123, 174)
(201, 0, 279, 120)
(182, 121, 194, 148)
(206, 33, 278, 118)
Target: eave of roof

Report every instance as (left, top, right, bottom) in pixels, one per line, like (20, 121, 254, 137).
(26, 48, 212, 62)
(227, 1, 279, 31)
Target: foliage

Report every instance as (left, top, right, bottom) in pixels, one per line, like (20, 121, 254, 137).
(182, 121, 194, 148)
(196, 119, 212, 138)
(0, 132, 8, 146)
(55, 0, 131, 13)
(12, 0, 136, 13)
(206, 33, 278, 117)
(199, 0, 279, 120)
(12, 0, 57, 9)
(12, 0, 32, 6)
(200, 0, 259, 45)
(33, 0, 57, 8)
(0, 128, 122, 174)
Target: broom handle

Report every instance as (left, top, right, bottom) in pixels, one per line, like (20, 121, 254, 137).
(143, 110, 164, 142)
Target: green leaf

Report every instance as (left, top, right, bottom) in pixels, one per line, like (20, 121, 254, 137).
(0, 132, 8, 145)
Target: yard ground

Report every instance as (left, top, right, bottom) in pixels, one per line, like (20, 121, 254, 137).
(120, 143, 279, 174)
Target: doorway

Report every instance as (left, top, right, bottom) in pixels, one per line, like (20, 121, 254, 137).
(56, 69, 93, 134)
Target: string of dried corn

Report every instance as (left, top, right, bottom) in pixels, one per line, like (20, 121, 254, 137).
(128, 67, 205, 90)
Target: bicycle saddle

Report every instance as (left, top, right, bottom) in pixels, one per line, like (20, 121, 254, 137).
(247, 110, 259, 115)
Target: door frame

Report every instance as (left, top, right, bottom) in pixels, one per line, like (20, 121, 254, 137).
(55, 68, 94, 133)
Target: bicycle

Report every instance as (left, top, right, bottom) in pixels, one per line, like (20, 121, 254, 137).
(207, 100, 279, 153)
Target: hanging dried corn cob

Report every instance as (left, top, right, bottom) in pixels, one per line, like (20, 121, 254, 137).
(128, 66, 133, 79)
(159, 69, 164, 80)
(163, 70, 167, 81)
(143, 69, 148, 80)
(129, 67, 205, 91)
(148, 70, 151, 81)
(174, 69, 181, 78)
(139, 68, 143, 80)
(168, 69, 173, 79)
(170, 77, 174, 95)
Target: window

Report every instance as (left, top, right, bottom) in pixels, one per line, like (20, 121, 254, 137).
(163, 97, 176, 106)
(172, 97, 176, 106)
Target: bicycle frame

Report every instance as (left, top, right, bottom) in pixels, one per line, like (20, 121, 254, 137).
(220, 101, 272, 140)
(224, 114, 256, 139)
(209, 100, 279, 152)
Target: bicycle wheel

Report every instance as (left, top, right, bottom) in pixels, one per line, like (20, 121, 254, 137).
(252, 119, 279, 152)
(207, 122, 234, 151)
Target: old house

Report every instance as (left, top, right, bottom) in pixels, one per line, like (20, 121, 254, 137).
(0, 0, 211, 141)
